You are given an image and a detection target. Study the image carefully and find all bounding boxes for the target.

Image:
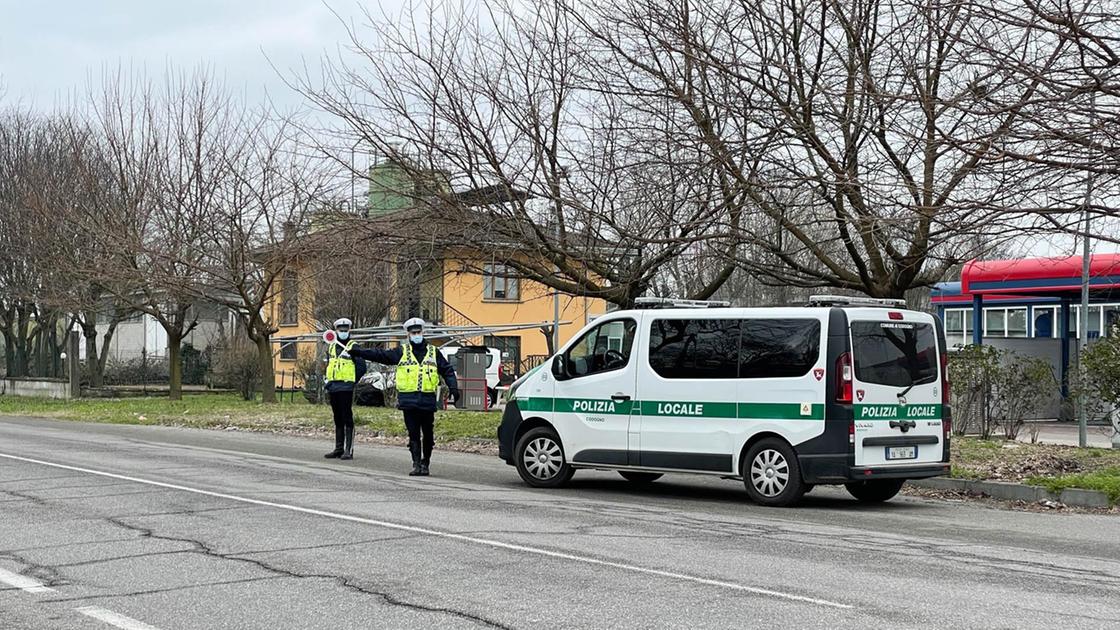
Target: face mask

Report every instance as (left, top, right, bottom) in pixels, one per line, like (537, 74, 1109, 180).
(409, 334, 424, 344)
(337, 331, 350, 341)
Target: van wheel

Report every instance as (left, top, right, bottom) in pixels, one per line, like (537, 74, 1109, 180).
(488, 387, 499, 407)
(619, 471, 663, 484)
(845, 479, 905, 503)
(515, 427, 575, 488)
(742, 438, 805, 507)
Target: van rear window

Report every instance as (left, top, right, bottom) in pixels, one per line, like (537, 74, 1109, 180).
(850, 321, 938, 387)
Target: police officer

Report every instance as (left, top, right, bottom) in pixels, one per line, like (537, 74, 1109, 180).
(323, 317, 366, 460)
(349, 317, 460, 476)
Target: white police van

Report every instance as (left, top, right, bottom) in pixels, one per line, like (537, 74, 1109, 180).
(497, 296, 951, 506)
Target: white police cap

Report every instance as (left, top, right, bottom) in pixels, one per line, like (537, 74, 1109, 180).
(333, 317, 353, 328)
(403, 317, 426, 331)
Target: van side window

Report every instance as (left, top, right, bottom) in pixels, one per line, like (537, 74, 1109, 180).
(565, 318, 637, 378)
(740, 319, 821, 378)
(648, 319, 740, 379)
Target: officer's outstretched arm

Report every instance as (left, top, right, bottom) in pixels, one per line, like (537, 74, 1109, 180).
(349, 346, 403, 365)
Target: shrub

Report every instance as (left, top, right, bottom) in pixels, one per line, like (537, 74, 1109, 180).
(949, 345, 1001, 438)
(208, 343, 260, 401)
(180, 343, 209, 386)
(103, 355, 170, 386)
(949, 346, 1056, 439)
(989, 353, 1056, 440)
(296, 353, 326, 404)
(1081, 332, 1120, 435)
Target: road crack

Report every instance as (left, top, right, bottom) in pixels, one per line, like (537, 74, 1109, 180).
(101, 516, 514, 629)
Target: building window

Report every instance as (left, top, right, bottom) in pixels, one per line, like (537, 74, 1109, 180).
(1033, 307, 1056, 338)
(280, 342, 298, 361)
(1007, 308, 1028, 337)
(280, 270, 299, 326)
(483, 264, 519, 301)
(985, 309, 1006, 337)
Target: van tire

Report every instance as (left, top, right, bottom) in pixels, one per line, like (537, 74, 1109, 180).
(845, 479, 905, 503)
(619, 471, 663, 484)
(742, 438, 805, 507)
(515, 427, 575, 488)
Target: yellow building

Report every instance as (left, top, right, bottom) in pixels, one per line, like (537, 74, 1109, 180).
(267, 160, 608, 387)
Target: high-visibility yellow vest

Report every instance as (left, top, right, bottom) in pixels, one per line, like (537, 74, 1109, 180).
(326, 341, 357, 382)
(397, 343, 440, 394)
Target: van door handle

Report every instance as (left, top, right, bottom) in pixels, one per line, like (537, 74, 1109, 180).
(611, 393, 631, 403)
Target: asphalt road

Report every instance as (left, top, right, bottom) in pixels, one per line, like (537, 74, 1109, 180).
(1, 417, 1119, 630)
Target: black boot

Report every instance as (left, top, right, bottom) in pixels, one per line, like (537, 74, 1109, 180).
(420, 443, 432, 476)
(324, 425, 344, 458)
(340, 425, 354, 460)
(408, 441, 422, 476)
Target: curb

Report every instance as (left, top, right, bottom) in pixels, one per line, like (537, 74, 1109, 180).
(909, 477, 1112, 508)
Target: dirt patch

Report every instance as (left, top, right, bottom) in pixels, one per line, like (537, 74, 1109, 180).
(902, 484, 1120, 515)
(953, 439, 1120, 482)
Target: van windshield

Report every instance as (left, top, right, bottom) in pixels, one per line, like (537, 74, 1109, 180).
(850, 321, 938, 388)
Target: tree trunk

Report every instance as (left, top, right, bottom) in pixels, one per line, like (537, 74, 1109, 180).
(1, 328, 13, 375)
(82, 323, 103, 387)
(256, 333, 276, 404)
(97, 321, 119, 384)
(167, 334, 183, 401)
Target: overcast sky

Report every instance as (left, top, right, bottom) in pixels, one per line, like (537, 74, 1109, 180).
(1, 1, 1113, 258)
(0, 0, 408, 113)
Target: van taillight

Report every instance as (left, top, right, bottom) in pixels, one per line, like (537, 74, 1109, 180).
(849, 420, 855, 445)
(498, 362, 504, 381)
(940, 351, 950, 405)
(836, 352, 853, 403)
(888, 311, 903, 320)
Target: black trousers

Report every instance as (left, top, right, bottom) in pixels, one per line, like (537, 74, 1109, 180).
(402, 408, 435, 462)
(329, 390, 354, 449)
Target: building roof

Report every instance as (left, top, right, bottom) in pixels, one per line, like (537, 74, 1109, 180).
(931, 254, 1120, 305)
(960, 254, 1120, 296)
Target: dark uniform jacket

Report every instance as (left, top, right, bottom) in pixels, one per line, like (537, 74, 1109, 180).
(350, 341, 458, 411)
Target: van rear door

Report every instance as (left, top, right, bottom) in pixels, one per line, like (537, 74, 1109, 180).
(848, 311, 944, 467)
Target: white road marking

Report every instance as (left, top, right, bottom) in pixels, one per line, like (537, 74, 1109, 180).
(0, 567, 54, 594)
(75, 606, 162, 630)
(0, 452, 853, 610)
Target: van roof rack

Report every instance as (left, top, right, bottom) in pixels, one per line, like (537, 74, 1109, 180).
(633, 297, 731, 309)
(807, 294, 907, 308)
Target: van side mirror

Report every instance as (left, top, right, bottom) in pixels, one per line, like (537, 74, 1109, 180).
(552, 355, 567, 380)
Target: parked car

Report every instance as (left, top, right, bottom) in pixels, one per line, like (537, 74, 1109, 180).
(354, 370, 386, 407)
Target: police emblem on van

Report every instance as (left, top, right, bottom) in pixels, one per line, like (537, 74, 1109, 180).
(813, 368, 824, 381)
(856, 389, 865, 401)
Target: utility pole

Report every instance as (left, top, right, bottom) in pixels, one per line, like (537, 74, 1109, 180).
(552, 290, 560, 353)
(1078, 204, 1091, 448)
(1077, 92, 1096, 449)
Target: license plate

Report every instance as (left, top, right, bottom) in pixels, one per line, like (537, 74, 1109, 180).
(886, 446, 917, 460)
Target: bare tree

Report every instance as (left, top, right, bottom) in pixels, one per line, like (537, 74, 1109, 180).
(69, 69, 233, 399)
(962, 0, 1120, 244)
(296, 1, 738, 307)
(195, 115, 330, 403)
(563, 0, 1099, 296)
(0, 110, 76, 378)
